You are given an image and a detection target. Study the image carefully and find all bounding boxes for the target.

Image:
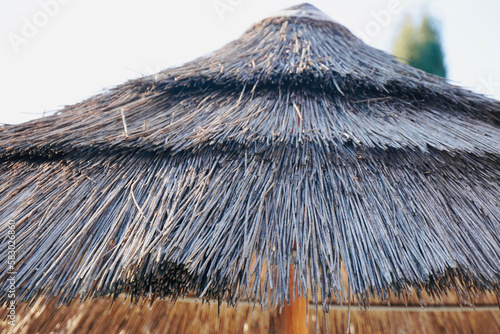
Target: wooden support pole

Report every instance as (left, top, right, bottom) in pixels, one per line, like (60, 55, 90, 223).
(276, 262, 308, 334)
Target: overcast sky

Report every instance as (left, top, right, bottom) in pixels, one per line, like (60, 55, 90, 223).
(1, 0, 499, 124)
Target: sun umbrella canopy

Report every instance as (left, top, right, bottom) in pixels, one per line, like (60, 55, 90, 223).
(1, 3, 499, 309)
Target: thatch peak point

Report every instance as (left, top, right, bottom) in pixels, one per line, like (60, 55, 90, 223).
(269, 3, 334, 22)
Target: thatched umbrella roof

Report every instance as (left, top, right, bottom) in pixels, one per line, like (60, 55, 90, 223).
(1, 3, 499, 313)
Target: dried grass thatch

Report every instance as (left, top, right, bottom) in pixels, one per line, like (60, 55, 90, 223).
(1, 3, 499, 315)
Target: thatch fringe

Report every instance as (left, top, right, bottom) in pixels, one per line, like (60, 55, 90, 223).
(1, 144, 498, 308)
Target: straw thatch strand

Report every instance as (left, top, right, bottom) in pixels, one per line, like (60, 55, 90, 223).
(1, 3, 499, 311)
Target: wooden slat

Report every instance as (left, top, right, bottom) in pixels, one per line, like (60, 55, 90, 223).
(2, 297, 500, 334)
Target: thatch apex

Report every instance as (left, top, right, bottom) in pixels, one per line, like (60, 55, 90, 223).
(270, 3, 334, 21)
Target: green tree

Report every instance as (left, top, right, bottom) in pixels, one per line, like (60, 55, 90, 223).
(393, 15, 447, 78)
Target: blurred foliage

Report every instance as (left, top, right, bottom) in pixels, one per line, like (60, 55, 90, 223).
(393, 15, 447, 78)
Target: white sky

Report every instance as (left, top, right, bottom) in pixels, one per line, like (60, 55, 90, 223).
(1, 0, 499, 124)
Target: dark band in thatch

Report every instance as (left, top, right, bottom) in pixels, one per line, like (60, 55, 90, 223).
(1, 3, 499, 310)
